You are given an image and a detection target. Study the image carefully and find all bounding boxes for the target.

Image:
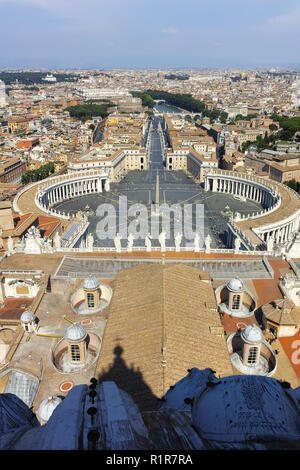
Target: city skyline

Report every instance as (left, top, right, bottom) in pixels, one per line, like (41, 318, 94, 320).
(1, 0, 300, 69)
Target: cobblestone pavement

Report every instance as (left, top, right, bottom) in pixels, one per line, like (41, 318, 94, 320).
(55, 118, 263, 248)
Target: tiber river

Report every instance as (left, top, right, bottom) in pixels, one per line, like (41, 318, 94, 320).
(154, 103, 183, 114)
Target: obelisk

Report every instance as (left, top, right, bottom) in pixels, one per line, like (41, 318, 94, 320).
(155, 172, 160, 206)
(153, 172, 161, 217)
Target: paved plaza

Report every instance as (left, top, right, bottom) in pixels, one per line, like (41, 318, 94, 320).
(55, 117, 263, 248)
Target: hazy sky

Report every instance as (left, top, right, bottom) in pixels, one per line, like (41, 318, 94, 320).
(1, 0, 300, 69)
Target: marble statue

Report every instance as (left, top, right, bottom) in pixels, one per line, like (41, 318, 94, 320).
(114, 233, 122, 252)
(14, 236, 25, 253)
(86, 233, 94, 251)
(175, 232, 182, 252)
(194, 233, 200, 253)
(7, 236, 14, 253)
(145, 233, 152, 252)
(234, 237, 241, 253)
(204, 234, 211, 253)
(43, 239, 53, 253)
(24, 227, 42, 254)
(159, 230, 166, 252)
(53, 232, 61, 250)
(127, 233, 134, 252)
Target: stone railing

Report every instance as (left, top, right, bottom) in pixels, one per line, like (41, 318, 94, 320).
(227, 220, 258, 251)
(233, 196, 281, 223)
(205, 168, 278, 191)
(51, 245, 267, 256)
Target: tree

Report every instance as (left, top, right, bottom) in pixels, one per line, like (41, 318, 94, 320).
(284, 179, 298, 192)
(21, 162, 55, 185)
(270, 113, 281, 122)
(241, 141, 253, 153)
(64, 103, 111, 121)
(220, 111, 228, 124)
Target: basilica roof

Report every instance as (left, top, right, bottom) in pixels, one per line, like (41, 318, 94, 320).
(1, 370, 300, 450)
(0, 393, 39, 436)
(95, 263, 233, 411)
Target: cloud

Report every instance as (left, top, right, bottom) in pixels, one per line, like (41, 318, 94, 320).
(161, 27, 178, 34)
(263, 4, 300, 32)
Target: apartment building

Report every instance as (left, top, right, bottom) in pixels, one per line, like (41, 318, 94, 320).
(0, 157, 26, 183)
(67, 148, 147, 182)
(7, 117, 29, 135)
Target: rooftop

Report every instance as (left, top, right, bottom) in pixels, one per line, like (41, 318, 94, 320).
(95, 263, 233, 411)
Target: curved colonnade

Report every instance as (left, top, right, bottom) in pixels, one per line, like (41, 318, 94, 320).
(204, 169, 300, 249)
(14, 167, 300, 252)
(14, 169, 110, 221)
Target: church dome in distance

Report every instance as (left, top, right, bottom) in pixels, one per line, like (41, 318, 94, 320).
(36, 396, 62, 424)
(65, 323, 87, 342)
(83, 275, 100, 290)
(20, 310, 35, 323)
(241, 324, 264, 344)
(227, 278, 244, 292)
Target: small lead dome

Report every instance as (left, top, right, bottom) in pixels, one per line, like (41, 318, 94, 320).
(83, 275, 100, 290)
(36, 396, 62, 424)
(241, 324, 264, 344)
(227, 278, 244, 292)
(65, 323, 87, 342)
(20, 310, 35, 323)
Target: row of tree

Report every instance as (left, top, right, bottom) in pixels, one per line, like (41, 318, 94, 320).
(284, 179, 300, 193)
(0, 72, 80, 85)
(21, 162, 55, 185)
(270, 114, 300, 141)
(131, 89, 228, 123)
(164, 74, 189, 81)
(230, 113, 259, 124)
(130, 91, 155, 108)
(144, 89, 206, 113)
(64, 102, 112, 121)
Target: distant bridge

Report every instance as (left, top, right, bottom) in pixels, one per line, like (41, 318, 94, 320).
(153, 106, 200, 119)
